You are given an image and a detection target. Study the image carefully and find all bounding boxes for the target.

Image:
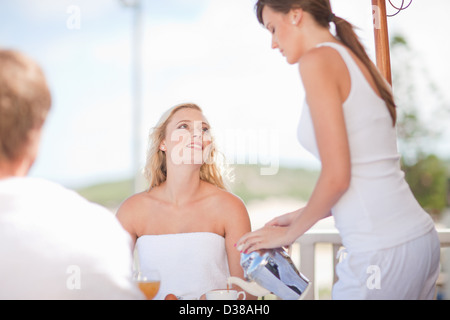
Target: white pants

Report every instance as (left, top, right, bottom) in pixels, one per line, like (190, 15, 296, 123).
(332, 228, 440, 300)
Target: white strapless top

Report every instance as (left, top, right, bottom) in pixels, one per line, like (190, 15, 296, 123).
(136, 232, 230, 300)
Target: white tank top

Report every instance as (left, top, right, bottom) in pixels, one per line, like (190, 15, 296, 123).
(297, 42, 434, 253)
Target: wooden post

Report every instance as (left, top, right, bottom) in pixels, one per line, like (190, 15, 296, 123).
(372, 0, 392, 85)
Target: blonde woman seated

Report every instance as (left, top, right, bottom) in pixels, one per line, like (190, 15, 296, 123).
(117, 103, 252, 300)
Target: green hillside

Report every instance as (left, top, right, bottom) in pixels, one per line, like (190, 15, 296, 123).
(230, 165, 319, 204)
(77, 179, 134, 210)
(76, 165, 319, 210)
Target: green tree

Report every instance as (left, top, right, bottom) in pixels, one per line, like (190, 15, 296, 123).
(402, 155, 448, 214)
(391, 34, 449, 214)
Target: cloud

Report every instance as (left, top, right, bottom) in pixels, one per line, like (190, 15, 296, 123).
(14, 0, 119, 22)
(135, 0, 314, 173)
(16, 0, 450, 187)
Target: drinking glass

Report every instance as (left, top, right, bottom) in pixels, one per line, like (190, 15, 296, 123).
(133, 269, 161, 300)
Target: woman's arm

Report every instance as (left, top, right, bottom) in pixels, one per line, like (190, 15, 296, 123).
(237, 47, 351, 253)
(221, 193, 257, 299)
(116, 195, 140, 249)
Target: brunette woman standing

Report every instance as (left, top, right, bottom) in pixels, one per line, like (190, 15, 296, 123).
(237, 0, 439, 299)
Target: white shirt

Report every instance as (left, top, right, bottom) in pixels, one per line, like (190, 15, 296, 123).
(297, 42, 435, 253)
(0, 177, 144, 299)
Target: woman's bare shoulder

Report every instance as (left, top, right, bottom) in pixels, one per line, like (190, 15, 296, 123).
(203, 183, 246, 209)
(207, 186, 252, 236)
(299, 45, 342, 76)
(116, 191, 155, 220)
(202, 184, 250, 226)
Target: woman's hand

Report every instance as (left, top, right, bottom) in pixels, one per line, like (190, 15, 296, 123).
(235, 204, 332, 255)
(235, 225, 295, 254)
(265, 209, 303, 227)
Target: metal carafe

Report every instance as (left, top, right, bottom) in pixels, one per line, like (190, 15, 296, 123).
(228, 248, 310, 300)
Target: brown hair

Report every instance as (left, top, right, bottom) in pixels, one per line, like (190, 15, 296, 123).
(0, 50, 52, 162)
(143, 103, 228, 190)
(255, 0, 396, 125)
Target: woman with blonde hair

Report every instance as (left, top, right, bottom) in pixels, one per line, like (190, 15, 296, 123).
(237, 0, 439, 299)
(117, 103, 252, 300)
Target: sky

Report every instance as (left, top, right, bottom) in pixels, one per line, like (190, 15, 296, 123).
(1, 0, 449, 189)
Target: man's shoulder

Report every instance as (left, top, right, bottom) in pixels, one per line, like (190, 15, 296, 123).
(0, 177, 120, 231)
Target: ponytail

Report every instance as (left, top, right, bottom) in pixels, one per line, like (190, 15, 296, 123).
(255, 0, 397, 125)
(333, 16, 397, 125)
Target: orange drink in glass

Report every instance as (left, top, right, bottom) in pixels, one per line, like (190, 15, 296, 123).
(134, 270, 160, 300)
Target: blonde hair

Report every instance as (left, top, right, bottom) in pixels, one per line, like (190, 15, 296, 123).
(143, 103, 228, 190)
(0, 50, 51, 162)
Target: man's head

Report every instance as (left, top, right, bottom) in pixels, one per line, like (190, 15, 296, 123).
(0, 50, 51, 176)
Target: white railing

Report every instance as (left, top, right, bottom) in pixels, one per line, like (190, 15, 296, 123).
(294, 228, 450, 300)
